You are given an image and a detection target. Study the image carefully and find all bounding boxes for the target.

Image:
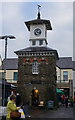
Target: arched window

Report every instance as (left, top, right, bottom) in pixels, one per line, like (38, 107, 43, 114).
(32, 61, 39, 74)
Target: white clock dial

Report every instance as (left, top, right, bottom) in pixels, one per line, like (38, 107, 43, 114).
(34, 28, 41, 36)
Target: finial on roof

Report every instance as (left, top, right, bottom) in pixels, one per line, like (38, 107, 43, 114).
(37, 5, 41, 19)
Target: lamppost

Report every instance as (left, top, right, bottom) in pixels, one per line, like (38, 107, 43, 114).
(0, 35, 15, 106)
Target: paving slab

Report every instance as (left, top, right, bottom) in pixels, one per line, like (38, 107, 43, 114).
(30, 106, 74, 119)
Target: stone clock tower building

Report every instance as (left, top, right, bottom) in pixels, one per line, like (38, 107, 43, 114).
(15, 7, 59, 107)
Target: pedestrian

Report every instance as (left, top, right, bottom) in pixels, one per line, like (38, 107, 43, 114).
(58, 94, 62, 102)
(61, 94, 65, 106)
(74, 95, 75, 103)
(16, 93, 21, 107)
(57, 94, 62, 106)
(69, 96, 73, 107)
(23, 101, 31, 118)
(6, 94, 21, 120)
(65, 95, 68, 108)
(7, 95, 10, 102)
(7, 91, 16, 106)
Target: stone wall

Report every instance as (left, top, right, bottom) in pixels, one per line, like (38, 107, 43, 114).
(17, 55, 57, 106)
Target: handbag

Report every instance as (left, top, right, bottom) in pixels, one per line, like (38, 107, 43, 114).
(10, 111, 21, 119)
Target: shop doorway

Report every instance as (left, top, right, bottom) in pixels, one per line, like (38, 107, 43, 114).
(32, 88, 39, 107)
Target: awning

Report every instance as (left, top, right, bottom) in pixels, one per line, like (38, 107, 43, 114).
(56, 88, 64, 94)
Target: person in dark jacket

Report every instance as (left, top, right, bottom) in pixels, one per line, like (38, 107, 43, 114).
(65, 95, 68, 108)
(69, 96, 73, 107)
(23, 101, 31, 118)
(16, 93, 21, 107)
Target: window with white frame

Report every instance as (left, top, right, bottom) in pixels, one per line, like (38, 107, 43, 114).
(63, 71, 68, 81)
(32, 61, 39, 74)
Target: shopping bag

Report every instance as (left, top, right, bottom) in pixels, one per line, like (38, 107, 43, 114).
(18, 108, 25, 119)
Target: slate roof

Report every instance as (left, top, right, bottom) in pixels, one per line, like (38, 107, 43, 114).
(25, 19, 52, 31)
(2, 57, 74, 70)
(15, 46, 59, 60)
(15, 46, 55, 52)
(0, 55, 2, 70)
(2, 58, 18, 70)
(73, 61, 75, 70)
(56, 57, 73, 69)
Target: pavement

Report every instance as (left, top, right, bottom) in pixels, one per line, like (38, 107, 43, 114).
(0, 104, 75, 120)
(30, 106, 74, 119)
(73, 103, 75, 120)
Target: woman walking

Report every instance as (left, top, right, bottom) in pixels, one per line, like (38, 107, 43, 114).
(6, 94, 21, 120)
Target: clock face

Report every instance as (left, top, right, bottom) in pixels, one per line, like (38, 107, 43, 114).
(34, 28, 41, 36)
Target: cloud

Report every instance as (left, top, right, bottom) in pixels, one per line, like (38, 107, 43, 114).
(42, 2, 73, 57)
(1, 3, 29, 57)
(1, 0, 74, 2)
(0, 2, 73, 59)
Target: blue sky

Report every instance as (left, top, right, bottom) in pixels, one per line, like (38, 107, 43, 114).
(0, 1, 73, 59)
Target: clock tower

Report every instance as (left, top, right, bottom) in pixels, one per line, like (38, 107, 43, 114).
(25, 6, 52, 47)
(15, 6, 59, 107)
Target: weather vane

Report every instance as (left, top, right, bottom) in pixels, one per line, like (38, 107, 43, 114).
(37, 5, 41, 19)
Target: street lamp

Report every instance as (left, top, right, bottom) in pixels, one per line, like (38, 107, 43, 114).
(0, 35, 15, 106)
(0, 35, 15, 59)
